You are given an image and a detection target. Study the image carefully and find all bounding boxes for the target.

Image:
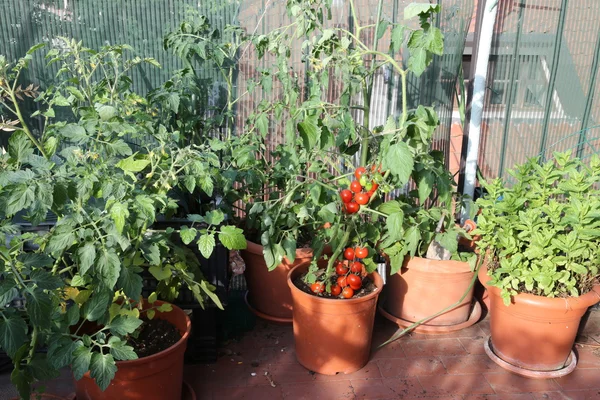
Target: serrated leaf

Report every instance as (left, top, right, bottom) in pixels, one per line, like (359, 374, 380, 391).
(391, 25, 405, 53)
(204, 210, 225, 226)
(417, 171, 434, 203)
(256, 113, 269, 136)
(109, 316, 143, 336)
(282, 237, 297, 263)
(167, 93, 180, 113)
(109, 338, 138, 361)
(384, 142, 414, 184)
(218, 226, 247, 250)
(404, 3, 439, 20)
(408, 47, 427, 77)
(0, 281, 18, 306)
(25, 288, 53, 327)
(180, 226, 197, 245)
(67, 303, 80, 326)
(95, 103, 117, 121)
(0, 315, 27, 357)
(427, 27, 444, 55)
(60, 125, 87, 142)
(386, 211, 404, 241)
(72, 345, 93, 380)
(90, 353, 117, 391)
(298, 117, 320, 149)
(82, 291, 110, 322)
(117, 265, 143, 299)
(379, 200, 402, 215)
(27, 355, 60, 381)
(116, 154, 150, 173)
(78, 242, 96, 276)
(30, 270, 62, 290)
(198, 234, 216, 259)
(17, 253, 53, 268)
(146, 309, 156, 320)
(148, 265, 171, 281)
(109, 202, 129, 234)
(97, 249, 121, 289)
(376, 20, 389, 39)
(47, 337, 76, 369)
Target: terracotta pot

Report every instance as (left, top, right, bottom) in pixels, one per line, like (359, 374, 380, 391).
(241, 240, 317, 322)
(74, 301, 191, 400)
(479, 265, 600, 371)
(287, 263, 383, 375)
(384, 257, 476, 326)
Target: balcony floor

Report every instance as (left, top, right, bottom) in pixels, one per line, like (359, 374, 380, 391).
(1, 309, 599, 400)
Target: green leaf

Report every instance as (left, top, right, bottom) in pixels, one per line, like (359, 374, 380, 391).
(167, 93, 180, 113)
(109, 316, 143, 336)
(25, 288, 53, 327)
(379, 200, 402, 215)
(82, 291, 110, 322)
(67, 303, 80, 326)
(376, 20, 389, 39)
(417, 171, 434, 203)
(108, 338, 138, 361)
(95, 103, 118, 121)
(141, 243, 161, 265)
(47, 337, 76, 369)
(391, 25, 405, 53)
(0, 315, 27, 357)
(204, 210, 225, 226)
(282, 237, 297, 263)
(404, 3, 440, 20)
(17, 253, 53, 268)
(78, 242, 96, 276)
(30, 270, 62, 290)
(427, 27, 444, 55)
(60, 125, 87, 142)
(0, 281, 18, 306)
(180, 226, 197, 245)
(198, 234, 216, 259)
(27, 355, 60, 381)
(408, 48, 427, 77)
(298, 117, 320, 149)
(256, 113, 269, 136)
(148, 292, 157, 304)
(384, 142, 414, 184)
(47, 229, 75, 253)
(149, 265, 171, 281)
(218, 226, 247, 250)
(90, 353, 117, 391)
(436, 231, 458, 254)
(116, 154, 151, 173)
(43, 136, 58, 156)
(72, 345, 93, 380)
(110, 202, 129, 234)
(8, 131, 34, 162)
(386, 211, 404, 241)
(117, 265, 143, 299)
(96, 249, 121, 288)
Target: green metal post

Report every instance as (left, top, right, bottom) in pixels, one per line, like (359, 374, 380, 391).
(497, 0, 526, 178)
(538, 0, 569, 160)
(385, 0, 399, 118)
(576, 29, 600, 158)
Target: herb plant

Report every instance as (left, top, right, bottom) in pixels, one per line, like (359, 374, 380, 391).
(473, 151, 600, 305)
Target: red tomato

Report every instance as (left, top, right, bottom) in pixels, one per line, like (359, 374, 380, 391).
(370, 164, 382, 173)
(335, 261, 349, 275)
(330, 284, 342, 297)
(355, 247, 368, 259)
(337, 276, 348, 288)
(370, 182, 379, 192)
(340, 189, 353, 203)
(354, 167, 366, 180)
(345, 201, 360, 214)
(350, 261, 363, 273)
(310, 282, 325, 294)
(342, 286, 354, 299)
(350, 180, 362, 193)
(355, 192, 369, 205)
(347, 274, 362, 290)
(343, 247, 355, 260)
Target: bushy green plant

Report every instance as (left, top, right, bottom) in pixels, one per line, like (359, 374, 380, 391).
(0, 38, 244, 399)
(473, 151, 600, 305)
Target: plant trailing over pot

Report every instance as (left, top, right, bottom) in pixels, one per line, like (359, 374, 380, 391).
(0, 39, 244, 399)
(473, 151, 600, 375)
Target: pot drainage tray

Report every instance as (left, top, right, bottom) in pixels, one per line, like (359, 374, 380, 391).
(483, 336, 577, 379)
(244, 291, 293, 324)
(378, 299, 482, 334)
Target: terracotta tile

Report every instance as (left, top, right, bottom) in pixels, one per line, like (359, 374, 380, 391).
(478, 319, 491, 335)
(256, 345, 297, 365)
(261, 363, 316, 385)
(371, 337, 407, 359)
(212, 384, 284, 400)
(314, 361, 382, 381)
(460, 337, 488, 355)
(350, 378, 400, 399)
(574, 346, 600, 369)
(184, 360, 252, 388)
(377, 356, 447, 377)
(280, 380, 355, 400)
(381, 376, 424, 397)
(422, 324, 487, 340)
(554, 368, 600, 390)
(440, 355, 506, 374)
(464, 394, 536, 400)
(418, 374, 495, 396)
(483, 372, 560, 393)
(402, 339, 468, 357)
(532, 390, 600, 400)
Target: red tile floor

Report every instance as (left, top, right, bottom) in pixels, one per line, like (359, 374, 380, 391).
(1, 310, 599, 399)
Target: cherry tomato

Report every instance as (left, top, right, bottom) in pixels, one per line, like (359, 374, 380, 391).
(345, 201, 360, 214)
(350, 261, 363, 273)
(342, 286, 354, 299)
(370, 164, 382, 173)
(343, 247, 355, 260)
(347, 274, 362, 290)
(330, 284, 342, 297)
(335, 261, 349, 275)
(310, 282, 325, 294)
(355, 247, 368, 259)
(340, 189, 353, 203)
(355, 192, 369, 205)
(337, 276, 348, 288)
(370, 182, 379, 192)
(323, 222, 331, 229)
(354, 167, 366, 180)
(350, 180, 362, 193)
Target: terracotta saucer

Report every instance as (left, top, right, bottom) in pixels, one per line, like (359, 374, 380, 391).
(244, 291, 293, 324)
(483, 336, 577, 379)
(182, 380, 197, 400)
(378, 299, 482, 334)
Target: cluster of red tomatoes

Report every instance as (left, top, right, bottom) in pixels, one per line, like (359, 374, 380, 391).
(340, 167, 379, 214)
(310, 246, 368, 299)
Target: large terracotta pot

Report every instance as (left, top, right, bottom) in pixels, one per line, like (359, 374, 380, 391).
(75, 301, 191, 400)
(287, 263, 383, 375)
(384, 256, 476, 326)
(479, 266, 600, 371)
(240, 240, 316, 322)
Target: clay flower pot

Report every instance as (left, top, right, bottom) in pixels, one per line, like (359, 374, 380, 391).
(287, 263, 383, 375)
(479, 266, 600, 373)
(383, 257, 476, 327)
(240, 240, 316, 323)
(74, 301, 191, 400)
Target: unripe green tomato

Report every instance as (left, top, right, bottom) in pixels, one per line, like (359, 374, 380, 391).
(359, 176, 368, 187)
(364, 181, 373, 191)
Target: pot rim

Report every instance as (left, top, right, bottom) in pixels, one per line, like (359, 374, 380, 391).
(287, 262, 383, 305)
(111, 300, 191, 367)
(401, 256, 474, 275)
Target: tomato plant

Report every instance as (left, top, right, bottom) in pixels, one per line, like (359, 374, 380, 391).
(343, 248, 355, 260)
(311, 282, 325, 294)
(347, 274, 362, 290)
(340, 189, 353, 203)
(355, 247, 368, 259)
(355, 192, 369, 205)
(350, 181, 362, 193)
(350, 261, 363, 274)
(337, 276, 348, 288)
(355, 167, 366, 180)
(342, 287, 355, 299)
(330, 284, 342, 297)
(335, 261, 349, 275)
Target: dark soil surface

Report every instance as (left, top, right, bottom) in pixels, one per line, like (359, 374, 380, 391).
(293, 271, 378, 299)
(128, 318, 181, 358)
